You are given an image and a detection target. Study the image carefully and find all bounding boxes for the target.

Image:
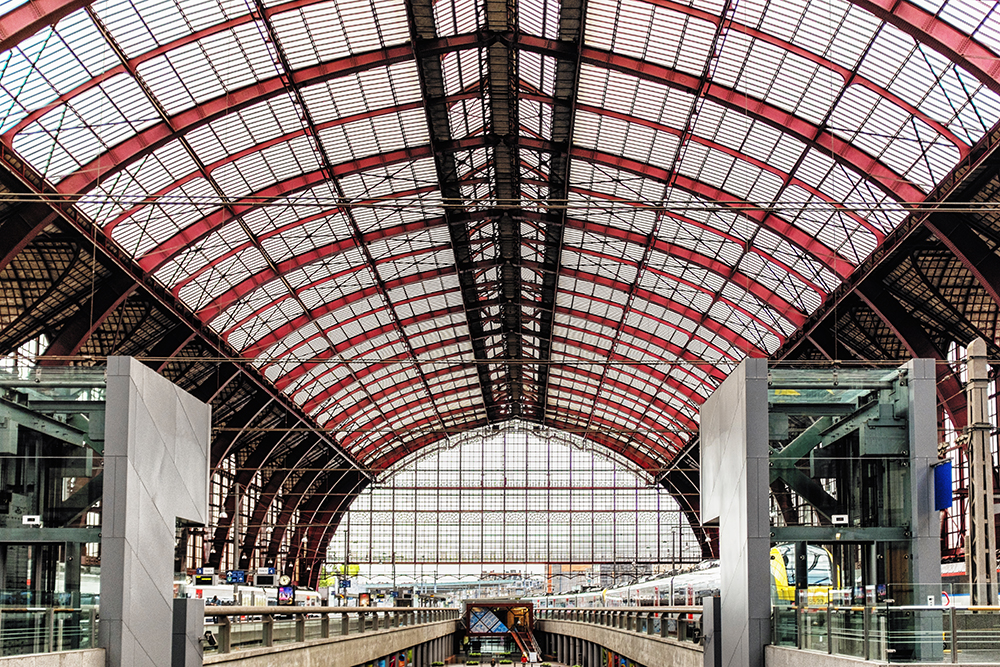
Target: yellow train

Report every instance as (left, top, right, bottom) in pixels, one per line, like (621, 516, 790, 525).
(770, 543, 834, 605)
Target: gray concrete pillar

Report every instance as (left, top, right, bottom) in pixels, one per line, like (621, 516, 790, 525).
(171, 598, 203, 667)
(103, 358, 211, 667)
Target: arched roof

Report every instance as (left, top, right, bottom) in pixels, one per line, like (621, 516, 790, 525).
(2, 0, 1000, 580)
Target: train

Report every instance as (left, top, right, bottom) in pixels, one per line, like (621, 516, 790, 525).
(526, 544, 834, 608)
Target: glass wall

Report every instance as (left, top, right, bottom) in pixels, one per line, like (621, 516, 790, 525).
(327, 420, 696, 571)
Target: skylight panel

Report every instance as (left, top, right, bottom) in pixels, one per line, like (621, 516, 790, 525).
(577, 67, 699, 129)
(374, 244, 454, 284)
(556, 274, 627, 323)
(756, 0, 809, 43)
(153, 217, 253, 289)
(135, 24, 275, 116)
(585, 0, 714, 75)
(301, 63, 423, 123)
(721, 35, 844, 126)
(184, 95, 299, 165)
(317, 107, 428, 165)
(288, 246, 372, 291)
(720, 275, 799, 338)
(518, 99, 552, 141)
(441, 49, 483, 97)
(0, 0, 27, 14)
(227, 297, 306, 352)
(738, 251, 820, 315)
(864, 28, 1000, 146)
(435, 0, 481, 37)
(519, 52, 557, 97)
(264, 327, 328, 376)
(794, 148, 907, 235)
(0, 15, 121, 136)
(209, 277, 291, 334)
(271, 4, 349, 68)
(520, 0, 561, 39)
(656, 215, 736, 261)
(748, 215, 843, 291)
(12, 74, 159, 183)
(448, 97, 487, 141)
(568, 161, 668, 205)
(576, 110, 683, 172)
(95, 0, 185, 59)
(80, 139, 197, 227)
(339, 158, 439, 200)
(706, 300, 780, 353)
(109, 177, 219, 258)
(937, 0, 997, 48)
(260, 212, 355, 265)
(209, 134, 321, 199)
(564, 244, 640, 286)
(178, 246, 270, 311)
(834, 86, 960, 192)
(350, 190, 444, 237)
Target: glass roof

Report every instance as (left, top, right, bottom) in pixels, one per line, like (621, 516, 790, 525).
(2, 0, 998, 471)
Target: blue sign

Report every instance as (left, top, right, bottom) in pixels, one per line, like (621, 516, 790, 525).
(340, 579, 350, 588)
(225, 570, 247, 584)
(934, 460, 953, 511)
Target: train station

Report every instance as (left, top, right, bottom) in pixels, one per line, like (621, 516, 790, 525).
(0, 0, 999, 665)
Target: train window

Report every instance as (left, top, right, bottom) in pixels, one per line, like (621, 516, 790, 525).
(806, 552, 832, 586)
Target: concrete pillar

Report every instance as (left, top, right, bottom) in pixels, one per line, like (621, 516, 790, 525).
(171, 598, 203, 667)
(103, 358, 211, 667)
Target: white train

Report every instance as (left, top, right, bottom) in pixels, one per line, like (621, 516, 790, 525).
(526, 560, 723, 609)
(527, 544, 836, 608)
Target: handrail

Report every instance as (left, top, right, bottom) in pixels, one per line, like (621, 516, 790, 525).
(535, 606, 704, 646)
(203, 605, 454, 616)
(0, 605, 98, 657)
(536, 605, 703, 614)
(202, 606, 460, 655)
(773, 600, 1000, 662)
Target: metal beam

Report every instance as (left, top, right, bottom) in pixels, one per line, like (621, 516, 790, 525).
(849, 0, 1000, 97)
(655, 441, 718, 559)
(771, 526, 910, 542)
(856, 281, 967, 429)
(776, 115, 1000, 362)
(0, 527, 101, 543)
(924, 212, 1000, 308)
(0, 203, 58, 273)
(210, 393, 273, 467)
(190, 363, 240, 404)
(0, 396, 90, 447)
(38, 273, 136, 363)
(298, 469, 368, 588)
(139, 323, 197, 373)
(0, 0, 93, 54)
(405, 0, 500, 420)
(238, 435, 322, 569)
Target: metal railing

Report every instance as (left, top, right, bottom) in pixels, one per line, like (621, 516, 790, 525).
(535, 606, 704, 646)
(772, 604, 1000, 663)
(202, 606, 459, 655)
(0, 607, 98, 657)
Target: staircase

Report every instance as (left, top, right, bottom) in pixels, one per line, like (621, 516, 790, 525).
(510, 628, 542, 658)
